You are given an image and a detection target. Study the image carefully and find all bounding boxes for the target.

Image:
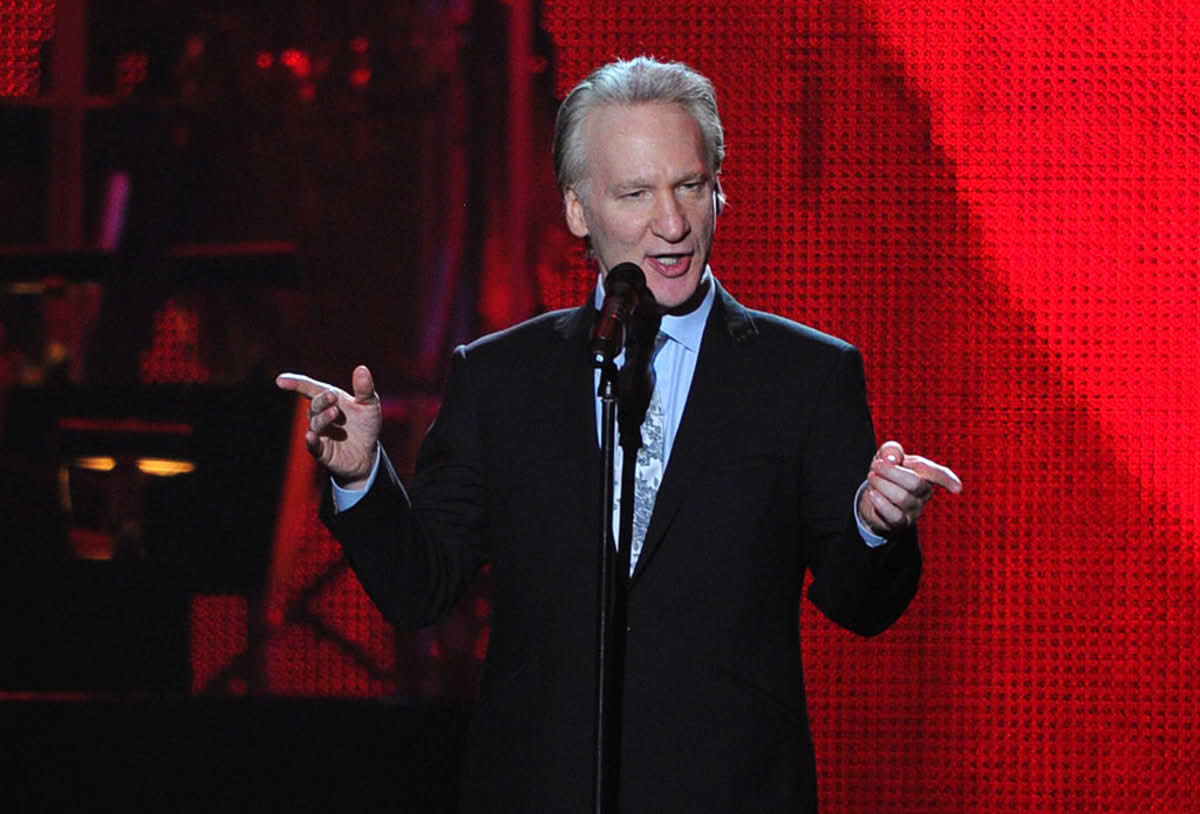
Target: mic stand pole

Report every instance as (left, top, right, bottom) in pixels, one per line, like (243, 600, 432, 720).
(593, 356, 620, 814)
(593, 356, 640, 814)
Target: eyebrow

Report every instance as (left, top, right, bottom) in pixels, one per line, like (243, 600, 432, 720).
(611, 179, 653, 194)
(611, 172, 709, 194)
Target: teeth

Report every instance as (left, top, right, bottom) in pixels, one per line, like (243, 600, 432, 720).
(657, 256, 682, 266)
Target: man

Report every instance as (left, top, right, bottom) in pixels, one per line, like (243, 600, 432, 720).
(278, 57, 960, 813)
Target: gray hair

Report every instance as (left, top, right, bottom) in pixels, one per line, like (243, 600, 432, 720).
(553, 56, 727, 209)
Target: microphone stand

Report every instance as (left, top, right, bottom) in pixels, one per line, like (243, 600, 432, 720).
(593, 307, 658, 814)
(593, 354, 621, 814)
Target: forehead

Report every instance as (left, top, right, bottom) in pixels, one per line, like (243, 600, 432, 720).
(578, 102, 708, 183)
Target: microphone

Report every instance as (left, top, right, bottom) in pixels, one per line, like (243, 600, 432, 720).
(590, 263, 649, 362)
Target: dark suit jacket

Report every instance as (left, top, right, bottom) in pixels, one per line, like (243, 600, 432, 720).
(324, 281, 921, 813)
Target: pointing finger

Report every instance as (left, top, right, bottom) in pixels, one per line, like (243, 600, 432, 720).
(904, 455, 963, 494)
(276, 373, 330, 399)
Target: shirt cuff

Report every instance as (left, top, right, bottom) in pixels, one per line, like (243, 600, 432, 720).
(330, 444, 381, 513)
(854, 480, 889, 549)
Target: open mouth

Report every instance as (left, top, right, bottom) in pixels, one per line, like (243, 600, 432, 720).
(647, 253, 692, 277)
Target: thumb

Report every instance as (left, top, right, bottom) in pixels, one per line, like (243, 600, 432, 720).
(876, 440, 905, 464)
(352, 364, 376, 403)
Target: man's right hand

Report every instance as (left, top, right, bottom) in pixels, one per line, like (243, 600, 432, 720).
(276, 364, 382, 490)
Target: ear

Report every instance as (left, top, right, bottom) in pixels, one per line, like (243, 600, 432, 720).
(563, 187, 590, 238)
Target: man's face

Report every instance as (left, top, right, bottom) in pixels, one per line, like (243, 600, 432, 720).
(563, 102, 717, 312)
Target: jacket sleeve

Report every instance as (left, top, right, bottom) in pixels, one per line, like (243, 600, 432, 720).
(802, 345, 922, 637)
(320, 346, 490, 629)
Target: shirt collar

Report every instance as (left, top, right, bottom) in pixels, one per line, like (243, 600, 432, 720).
(592, 266, 715, 354)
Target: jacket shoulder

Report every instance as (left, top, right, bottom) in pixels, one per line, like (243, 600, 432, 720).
(445, 308, 587, 395)
(460, 307, 581, 359)
(714, 281, 859, 361)
(747, 310, 858, 353)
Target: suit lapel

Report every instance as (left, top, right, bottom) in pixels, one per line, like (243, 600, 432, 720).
(553, 304, 603, 477)
(630, 282, 757, 585)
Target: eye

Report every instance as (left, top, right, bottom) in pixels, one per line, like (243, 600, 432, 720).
(621, 189, 647, 200)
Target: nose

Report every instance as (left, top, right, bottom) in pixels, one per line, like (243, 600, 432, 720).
(651, 193, 690, 242)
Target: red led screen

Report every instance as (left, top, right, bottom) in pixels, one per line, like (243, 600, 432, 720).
(0, 0, 55, 97)
(542, 0, 1199, 811)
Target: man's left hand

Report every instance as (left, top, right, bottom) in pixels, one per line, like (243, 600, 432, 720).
(859, 441, 962, 536)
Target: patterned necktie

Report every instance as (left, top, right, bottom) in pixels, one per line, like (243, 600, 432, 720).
(628, 331, 669, 574)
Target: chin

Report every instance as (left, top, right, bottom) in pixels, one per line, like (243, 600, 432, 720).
(649, 275, 704, 311)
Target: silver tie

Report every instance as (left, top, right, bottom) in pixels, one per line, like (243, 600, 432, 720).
(627, 331, 669, 575)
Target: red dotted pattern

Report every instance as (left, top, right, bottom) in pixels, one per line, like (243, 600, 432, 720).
(190, 594, 247, 694)
(0, 1, 54, 97)
(139, 299, 212, 383)
(255, 502, 490, 699)
(262, 509, 397, 698)
(543, 1, 1200, 811)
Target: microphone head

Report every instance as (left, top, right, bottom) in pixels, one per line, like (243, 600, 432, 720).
(604, 262, 646, 296)
(592, 263, 648, 363)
